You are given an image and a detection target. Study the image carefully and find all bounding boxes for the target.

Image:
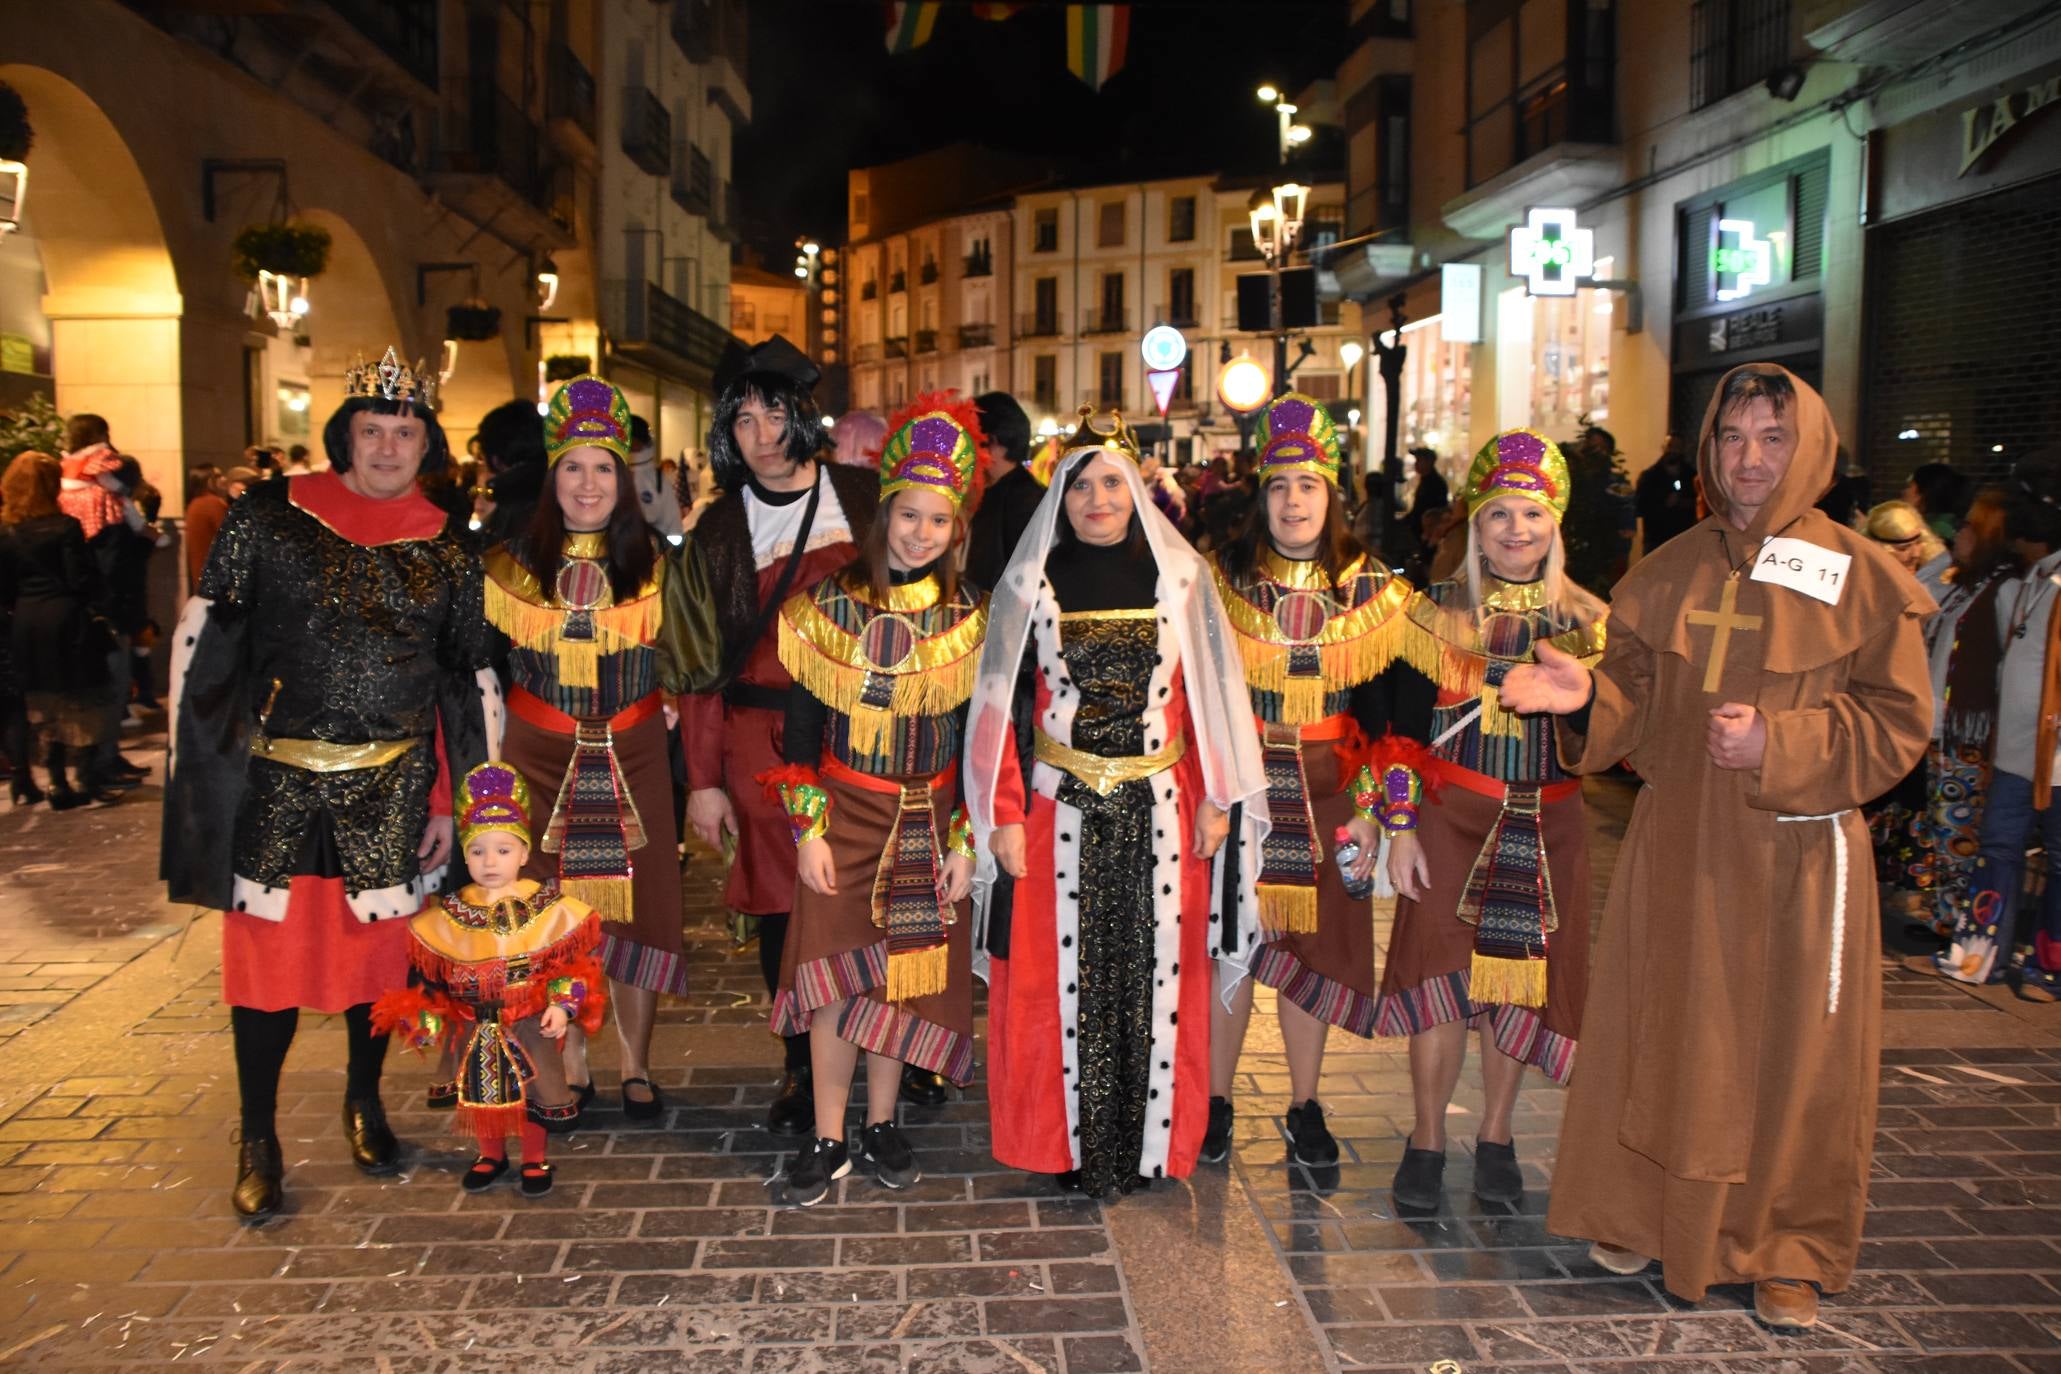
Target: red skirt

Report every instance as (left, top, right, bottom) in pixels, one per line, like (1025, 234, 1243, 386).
(221, 878, 414, 1013)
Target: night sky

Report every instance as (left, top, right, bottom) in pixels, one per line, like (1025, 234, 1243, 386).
(733, 0, 1349, 260)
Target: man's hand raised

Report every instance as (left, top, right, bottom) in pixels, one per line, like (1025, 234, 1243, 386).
(1498, 640, 1593, 716)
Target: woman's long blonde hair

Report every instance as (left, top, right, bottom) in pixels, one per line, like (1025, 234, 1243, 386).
(1461, 498, 1605, 628)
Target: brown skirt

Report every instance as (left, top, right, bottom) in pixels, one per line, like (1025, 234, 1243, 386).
(1371, 779, 1589, 1081)
(772, 770, 975, 1084)
(1248, 742, 1379, 1036)
(503, 710, 689, 996)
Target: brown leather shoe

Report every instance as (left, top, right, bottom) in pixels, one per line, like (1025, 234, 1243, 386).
(1754, 1278, 1820, 1331)
(1588, 1241, 1652, 1275)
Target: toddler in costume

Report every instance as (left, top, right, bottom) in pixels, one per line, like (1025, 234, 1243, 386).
(375, 764, 605, 1197)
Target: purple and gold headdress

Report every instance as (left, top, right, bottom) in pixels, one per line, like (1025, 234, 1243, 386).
(544, 376, 633, 466)
(1255, 392, 1342, 487)
(457, 763, 532, 850)
(875, 391, 988, 510)
(1463, 428, 1571, 521)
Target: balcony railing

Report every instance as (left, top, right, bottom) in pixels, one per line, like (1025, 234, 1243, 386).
(885, 336, 909, 358)
(710, 182, 740, 244)
(914, 329, 937, 353)
(546, 43, 597, 145)
(323, 0, 439, 90)
(621, 85, 671, 177)
(962, 251, 993, 278)
(671, 0, 714, 61)
(605, 278, 734, 374)
(888, 270, 907, 294)
(1019, 313, 1062, 338)
(1464, 56, 1616, 188)
(854, 341, 883, 364)
(919, 261, 939, 286)
(672, 143, 712, 214)
(1081, 308, 1129, 336)
(1165, 308, 1199, 328)
(957, 322, 995, 349)
(860, 281, 878, 301)
(435, 88, 550, 211)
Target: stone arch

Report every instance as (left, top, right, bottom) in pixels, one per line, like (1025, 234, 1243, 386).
(292, 207, 408, 435)
(0, 64, 182, 493)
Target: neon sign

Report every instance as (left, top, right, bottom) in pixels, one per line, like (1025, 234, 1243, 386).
(1711, 218, 1773, 302)
(1507, 208, 1594, 297)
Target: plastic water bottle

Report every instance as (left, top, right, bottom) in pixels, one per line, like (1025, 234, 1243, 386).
(1333, 825, 1374, 900)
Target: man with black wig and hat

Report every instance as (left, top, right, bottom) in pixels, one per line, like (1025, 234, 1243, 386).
(677, 335, 878, 1135)
(163, 348, 498, 1222)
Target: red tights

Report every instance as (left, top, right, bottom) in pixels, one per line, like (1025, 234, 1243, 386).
(476, 1121, 548, 1164)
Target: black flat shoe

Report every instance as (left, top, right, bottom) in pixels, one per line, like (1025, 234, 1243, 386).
(342, 1097, 400, 1175)
(9, 781, 43, 806)
(1286, 1099, 1339, 1168)
(1391, 1145, 1447, 1210)
(232, 1135, 284, 1222)
(1199, 1096, 1234, 1164)
(461, 1156, 508, 1193)
(766, 1067, 814, 1138)
(47, 787, 88, 811)
(898, 1065, 948, 1107)
(426, 1079, 458, 1110)
(620, 1077, 664, 1123)
(528, 1097, 581, 1135)
(1474, 1139, 1523, 1203)
(519, 1161, 554, 1198)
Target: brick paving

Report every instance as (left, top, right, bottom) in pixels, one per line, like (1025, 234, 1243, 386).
(0, 772, 2057, 1371)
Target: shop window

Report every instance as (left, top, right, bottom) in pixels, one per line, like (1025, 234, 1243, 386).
(1396, 316, 1475, 466)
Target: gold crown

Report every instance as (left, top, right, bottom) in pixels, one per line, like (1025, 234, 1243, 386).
(343, 346, 440, 411)
(1061, 404, 1140, 464)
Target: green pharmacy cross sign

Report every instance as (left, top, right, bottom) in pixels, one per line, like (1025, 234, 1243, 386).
(1711, 218, 1773, 302)
(1507, 207, 1594, 297)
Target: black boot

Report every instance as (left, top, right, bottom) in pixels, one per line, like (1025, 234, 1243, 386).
(342, 1097, 400, 1175)
(898, 1064, 948, 1107)
(233, 1135, 284, 1222)
(766, 1066, 815, 1138)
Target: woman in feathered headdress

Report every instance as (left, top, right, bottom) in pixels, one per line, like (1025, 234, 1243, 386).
(758, 392, 989, 1206)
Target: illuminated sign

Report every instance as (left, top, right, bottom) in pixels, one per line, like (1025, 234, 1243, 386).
(1441, 263, 1482, 343)
(1507, 208, 1593, 297)
(1147, 367, 1182, 416)
(1711, 218, 1773, 302)
(1139, 324, 1187, 371)
(1217, 355, 1269, 413)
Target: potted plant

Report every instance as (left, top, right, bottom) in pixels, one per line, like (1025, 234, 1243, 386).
(544, 354, 591, 382)
(231, 221, 332, 282)
(446, 300, 502, 341)
(0, 392, 62, 478)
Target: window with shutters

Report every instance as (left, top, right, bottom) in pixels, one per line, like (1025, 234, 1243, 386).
(1034, 208, 1059, 253)
(1099, 201, 1126, 248)
(1690, 0, 1792, 111)
(1033, 355, 1058, 413)
(1168, 196, 1197, 243)
(1673, 149, 1827, 316)
(1168, 268, 1197, 326)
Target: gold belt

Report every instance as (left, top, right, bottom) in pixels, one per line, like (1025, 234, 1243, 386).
(1034, 730, 1186, 798)
(251, 736, 425, 773)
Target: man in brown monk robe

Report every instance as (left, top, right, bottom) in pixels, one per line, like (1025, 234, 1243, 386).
(1500, 363, 1933, 1332)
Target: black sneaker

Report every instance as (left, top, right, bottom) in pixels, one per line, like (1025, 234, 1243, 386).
(1199, 1096, 1233, 1164)
(784, 1137, 851, 1208)
(1473, 1139, 1523, 1203)
(1391, 1145, 1447, 1209)
(1285, 1099, 1339, 1167)
(858, 1121, 921, 1190)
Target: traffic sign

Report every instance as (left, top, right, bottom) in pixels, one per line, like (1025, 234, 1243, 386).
(1140, 324, 1187, 372)
(1147, 367, 1182, 416)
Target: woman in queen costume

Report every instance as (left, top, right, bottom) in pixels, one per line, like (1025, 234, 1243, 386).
(1202, 393, 1412, 1170)
(1369, 429, 1605, 1210)
(759, 394, 989, 1206)
(375, 764, 605, 1198)
(482, 375, 714, 1123)
(964, 406, 1269, 1199)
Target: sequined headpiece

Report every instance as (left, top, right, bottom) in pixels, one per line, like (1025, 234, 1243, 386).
(1255, 392, 1342, 487)
(1059, 405, 1140, 466)
(457, 763, 532, 850)
(875, 391, 987, 510)
(1464, 428, 1570, 520)
(343, 346, 440, 412)
(545, 376, 633, 465)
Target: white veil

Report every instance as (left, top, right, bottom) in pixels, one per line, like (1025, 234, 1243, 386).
(962, 446, 1269, 997)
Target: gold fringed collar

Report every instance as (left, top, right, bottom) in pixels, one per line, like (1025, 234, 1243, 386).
(776, 576, 987, 754)
(411, 879, 597, 964)
(483, 545, 665, 689)
(1211, 554, 1410, 723)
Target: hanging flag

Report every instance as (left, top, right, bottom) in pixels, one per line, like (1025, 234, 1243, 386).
(971, 3, 1024, 17)
(1065, 5, 1130, 91)
(885, 2, 940, 54)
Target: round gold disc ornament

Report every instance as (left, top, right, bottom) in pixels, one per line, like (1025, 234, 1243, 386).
(1270, 589, 1335, 644)
(554, 558, 610, 612)
(859, 612, 921, 673)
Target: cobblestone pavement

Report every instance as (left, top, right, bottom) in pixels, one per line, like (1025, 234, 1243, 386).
(0, 772, 2058, 1371)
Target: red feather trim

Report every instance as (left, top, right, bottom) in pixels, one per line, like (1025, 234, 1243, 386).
(755, 762, 820, 804)
(872, 390, 993, 509)
(1335, 729, 1441, 796)
(369, 987, 465, 1055)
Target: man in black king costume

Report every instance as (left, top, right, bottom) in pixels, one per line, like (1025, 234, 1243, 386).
(164, 349, 495, 1220)
(678, 337, 881, 1134)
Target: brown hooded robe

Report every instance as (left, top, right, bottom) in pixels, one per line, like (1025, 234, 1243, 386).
(1544, 364, 1934, 1302)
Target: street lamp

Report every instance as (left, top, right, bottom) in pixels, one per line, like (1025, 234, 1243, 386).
(1217, 352, 1270, 451)
(1249, 182, 1307, 399)
(1256, 85, 1310, 164)
(534, 256, 560, 311)
(0, 158, 26, 236)
(253, 269, 309, 331)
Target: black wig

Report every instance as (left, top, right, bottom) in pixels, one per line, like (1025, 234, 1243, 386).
(698, 369, 825, 498)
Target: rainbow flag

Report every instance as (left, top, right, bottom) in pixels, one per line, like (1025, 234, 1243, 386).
(885, 2, 940, 54)
(1065, 5, 1130, 91)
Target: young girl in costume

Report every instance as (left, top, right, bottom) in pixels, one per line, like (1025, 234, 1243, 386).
(964, 407, 1269, 1200)
(375, 764, 605, 1198)
(1202, 394, 1412, 1169)
(1369, 429, 1605, 1210)
(760, 394, 989, 1206)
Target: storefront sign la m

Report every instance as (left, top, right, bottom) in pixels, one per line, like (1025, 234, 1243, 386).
(1960, 71, 2060, 176)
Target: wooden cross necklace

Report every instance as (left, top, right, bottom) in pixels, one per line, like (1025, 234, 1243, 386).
(1684, 522, 1795, 693)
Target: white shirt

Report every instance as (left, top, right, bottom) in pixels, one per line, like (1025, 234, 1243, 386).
(741, 466, 851, 571)
(1994, 548, 2061, 783)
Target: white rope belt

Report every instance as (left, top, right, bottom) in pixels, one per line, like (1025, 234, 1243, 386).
(1775, 810, 1852, 1014)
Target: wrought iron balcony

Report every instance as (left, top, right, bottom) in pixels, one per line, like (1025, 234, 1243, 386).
(957, 322, 995, 349)
(888, 270, 907, 294)
(885, 336, 909, 358)
(672, 143, 712, 214)
(914, 329, 938, 353)
(322, 0, 438, 91)
(621, 85, 671, 177)
(547, 43, 597, 148)
(1080, 308, 1129, 336)
(962, 251, 993, 278)
(919, 261, 939, 286)
(1019, 313, 1062, 338)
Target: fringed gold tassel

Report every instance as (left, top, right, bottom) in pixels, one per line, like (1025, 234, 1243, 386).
(847, 705, 891, 758)
(890, 647, 980, 715)
(563, 877, 635, 924)
(555, 638, 601, 689)
(886, 943, 950, 1004)
(779, 616, 869, 713)
(1481, 688, 1525, 737)
(1319, 612, 1404, 689)
(1469, 952, 1548, 1009)
(778, 615, 982, 721)
(1280, 676, 1327, 726)
(1258, 883, 1319, 935)
(487, 580, 663, 690)
(484, 578, 564, 647)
